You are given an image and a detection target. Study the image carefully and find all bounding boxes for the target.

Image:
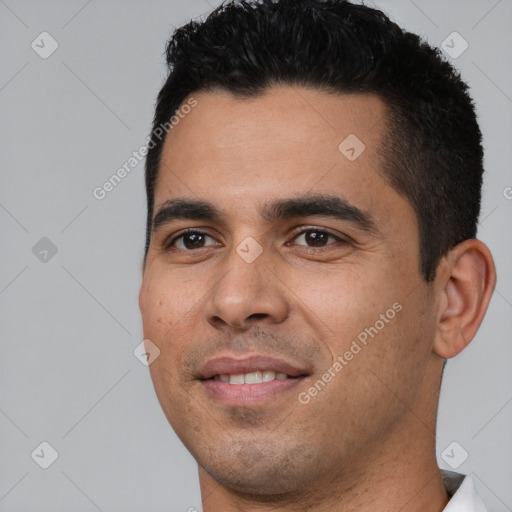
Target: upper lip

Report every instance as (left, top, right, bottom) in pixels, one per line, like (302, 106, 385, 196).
(198, 354, 309, 380)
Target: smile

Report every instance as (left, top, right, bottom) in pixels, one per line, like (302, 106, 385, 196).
(211, 371, 290, 384)
(198, 354, 309, 404)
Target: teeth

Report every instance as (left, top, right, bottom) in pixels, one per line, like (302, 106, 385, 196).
(244, 371, 262, 384)
(229, 374, 245, 385)
(262, 370, 276, 382)
(213, 370, 289, 384)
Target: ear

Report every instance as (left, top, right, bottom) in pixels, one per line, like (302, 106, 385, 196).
(433, 239, 496, 359)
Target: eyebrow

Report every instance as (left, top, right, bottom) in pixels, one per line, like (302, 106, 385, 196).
(152, 194, 379, 235)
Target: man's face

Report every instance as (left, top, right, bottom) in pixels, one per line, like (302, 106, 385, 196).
(139, 87, 439, 494)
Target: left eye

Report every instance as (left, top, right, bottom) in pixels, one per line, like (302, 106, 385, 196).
(289, 229, 344, 248)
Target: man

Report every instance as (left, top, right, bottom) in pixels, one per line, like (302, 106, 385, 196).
(138, 0, 496, 510)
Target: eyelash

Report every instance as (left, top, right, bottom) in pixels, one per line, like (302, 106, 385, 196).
(164, 227, 349, 251)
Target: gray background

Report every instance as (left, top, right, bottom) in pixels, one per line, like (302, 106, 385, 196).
(1, 0, 511, 510)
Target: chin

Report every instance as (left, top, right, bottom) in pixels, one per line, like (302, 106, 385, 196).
(202, 464, 303, 496)
(195, 439, 322, 496)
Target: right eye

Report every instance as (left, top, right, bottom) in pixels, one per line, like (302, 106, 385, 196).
(165, 229, 220, 251)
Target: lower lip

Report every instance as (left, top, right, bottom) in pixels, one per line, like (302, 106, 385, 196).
(201, 377, 305, 405)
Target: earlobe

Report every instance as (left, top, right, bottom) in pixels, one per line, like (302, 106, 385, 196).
(433, 239, 496, 359)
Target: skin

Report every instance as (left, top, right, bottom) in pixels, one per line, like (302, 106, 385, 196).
(139, 86, 496, 511)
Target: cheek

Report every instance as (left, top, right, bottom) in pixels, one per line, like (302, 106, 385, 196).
(345, 288, 436, 416)
(140, 272, 198, 428)
(288, 262, 431, 393)
(284, 263, 398, 347)
(140, 268, 209, 388)
(140, 268, 200, 337)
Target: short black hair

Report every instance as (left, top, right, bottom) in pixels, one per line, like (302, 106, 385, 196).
(144, 0, 484, 282)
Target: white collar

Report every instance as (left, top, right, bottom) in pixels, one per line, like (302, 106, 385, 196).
(441, 470, 487, 511)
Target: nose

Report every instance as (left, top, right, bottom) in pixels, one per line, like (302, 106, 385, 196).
(203, 241, 290, 331)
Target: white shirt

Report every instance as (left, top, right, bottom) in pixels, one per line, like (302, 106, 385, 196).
(442, 470, 487, 511)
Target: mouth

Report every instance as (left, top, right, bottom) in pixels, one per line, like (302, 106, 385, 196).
(198, 355, 309, 405)
(211, 370, 293, 384)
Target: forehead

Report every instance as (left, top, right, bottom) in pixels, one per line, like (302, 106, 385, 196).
(159, 86, 386, 174)
(154, 86, 412, 233)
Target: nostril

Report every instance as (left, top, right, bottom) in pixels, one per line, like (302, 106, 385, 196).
(248, 313, 268, 321)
